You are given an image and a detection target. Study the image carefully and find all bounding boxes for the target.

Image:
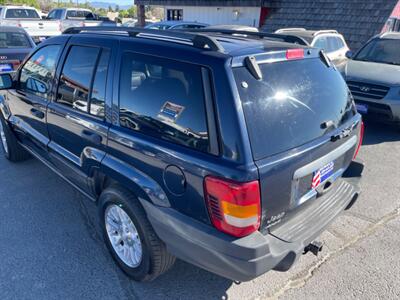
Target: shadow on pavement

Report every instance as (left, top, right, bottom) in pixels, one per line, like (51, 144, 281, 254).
(361, 120, 399, 146)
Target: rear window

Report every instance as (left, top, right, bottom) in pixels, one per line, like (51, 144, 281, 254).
(0, 32, 31, 48)
(5, 8, 40, 19)
(234, 58, 354, 160)
(66, 10, 94, 19)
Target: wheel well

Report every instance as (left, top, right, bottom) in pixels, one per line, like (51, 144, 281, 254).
(89, 169, 118, 200)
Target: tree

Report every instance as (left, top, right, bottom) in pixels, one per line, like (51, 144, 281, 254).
(115, 5, 120, 12)
(127, 6, 137, 18)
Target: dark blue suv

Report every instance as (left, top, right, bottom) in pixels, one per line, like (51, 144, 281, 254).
(0, 27, 364, 282)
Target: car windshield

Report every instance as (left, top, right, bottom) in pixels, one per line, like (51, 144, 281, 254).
(5, 8, 40, 19)
(354, 39, 400, 65)
(0, 32, 31, 48)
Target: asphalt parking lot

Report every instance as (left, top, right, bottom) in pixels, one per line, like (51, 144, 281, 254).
(0, 121, 399, 300)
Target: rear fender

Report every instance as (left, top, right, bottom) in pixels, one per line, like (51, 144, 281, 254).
(98, 154, 170, 207)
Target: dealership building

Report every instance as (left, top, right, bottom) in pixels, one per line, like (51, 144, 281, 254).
(136, 0, 400, 49)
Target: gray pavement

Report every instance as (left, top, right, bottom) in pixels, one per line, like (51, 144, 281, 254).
(0, 121, 399, 300)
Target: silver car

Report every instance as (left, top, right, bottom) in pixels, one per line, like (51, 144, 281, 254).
(343, 32, 400, 124)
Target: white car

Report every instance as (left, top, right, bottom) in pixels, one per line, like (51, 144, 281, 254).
(46, 8, 116, 32)
(0, 6, 60, 43)
(275, 28, 350, 67)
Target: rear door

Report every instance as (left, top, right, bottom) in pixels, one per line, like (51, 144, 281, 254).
(46, 35, 115, 192)
(6, 43, 63, 155)
(233, 55, 361, 234)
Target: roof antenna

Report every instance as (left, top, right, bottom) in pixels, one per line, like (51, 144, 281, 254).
(244, 56, 262, 80)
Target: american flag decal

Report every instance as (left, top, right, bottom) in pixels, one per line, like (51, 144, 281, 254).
(311, 161, 335, 189)
(311, 170, 321, 189)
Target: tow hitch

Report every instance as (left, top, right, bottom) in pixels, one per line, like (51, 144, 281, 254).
(304, 241, 324, 256)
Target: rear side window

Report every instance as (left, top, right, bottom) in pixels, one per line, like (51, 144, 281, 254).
(66, 10, 93, 19)
(119, 52, 209, 153)
(90, 49, 110, 118)
(57, 46, 99, 113)
(19, 45, 61, 98)
(234, 58, 354, 159)
(5, 9, 40, 19)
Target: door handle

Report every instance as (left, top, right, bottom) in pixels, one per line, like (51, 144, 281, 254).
(81, 129, 102, 145)
(30, 108, 45, 119)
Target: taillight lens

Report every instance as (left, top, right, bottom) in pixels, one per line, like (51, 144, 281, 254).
(204, 176, 261, 237)
(286, 49, 304, 60)
(11, 60, 21, 70)
(353, 121, 364, 159)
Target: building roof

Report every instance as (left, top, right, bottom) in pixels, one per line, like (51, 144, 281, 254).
(262, 0, 399, 50)
(135, 0, 264, 6)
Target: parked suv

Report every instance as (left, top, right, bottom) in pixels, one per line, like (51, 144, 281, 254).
(275, 28, 350, 67)
(343, 32, 400, 125)
(0, 27, 363, 282)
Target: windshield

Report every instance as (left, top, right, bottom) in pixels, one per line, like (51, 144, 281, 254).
(0, 32, 31, 48)
(5, 8, 40, 19)
(234, 58, 355, 160)
(354, 39, 400, 65)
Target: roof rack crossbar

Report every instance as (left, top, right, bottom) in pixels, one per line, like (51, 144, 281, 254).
(63, 26, 224, 52)
(185, 28, 308, 46)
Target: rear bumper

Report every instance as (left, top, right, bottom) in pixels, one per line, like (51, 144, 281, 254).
(141, 161, 363, 282)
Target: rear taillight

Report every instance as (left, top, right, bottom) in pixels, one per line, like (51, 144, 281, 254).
(204, 176, 261, 237)
(286, 49, 304, 60)
(353, 121, 364, 159)
(11, 60, 21, 70)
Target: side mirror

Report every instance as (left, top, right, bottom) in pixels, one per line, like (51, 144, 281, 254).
(0, 73, 13, 90)
(345, 50, 353, 59)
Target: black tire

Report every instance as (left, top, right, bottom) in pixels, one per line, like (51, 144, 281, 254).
(98, 185, 175, 281)
(0, 112, 30, 162)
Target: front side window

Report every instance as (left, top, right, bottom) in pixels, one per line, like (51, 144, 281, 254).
(19, 45, 61, 98)
(5, 9, 40, 19)
(119, 52, 209, 152)
(57, 46, 100, 113)
(335, 37, 345, 49)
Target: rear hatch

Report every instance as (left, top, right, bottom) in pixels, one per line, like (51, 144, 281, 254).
(233, 50, 362, 239)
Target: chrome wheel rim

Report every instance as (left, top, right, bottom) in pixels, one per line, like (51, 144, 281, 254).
(105, 204, 142, 268)
(0, 120, 8, 154)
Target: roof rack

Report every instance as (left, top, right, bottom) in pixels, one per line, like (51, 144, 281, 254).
(185, 28, 309, 46)
(313, 30, 338, 36)
(63, 26, 224, 52)
(275, 28, 307, 33)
